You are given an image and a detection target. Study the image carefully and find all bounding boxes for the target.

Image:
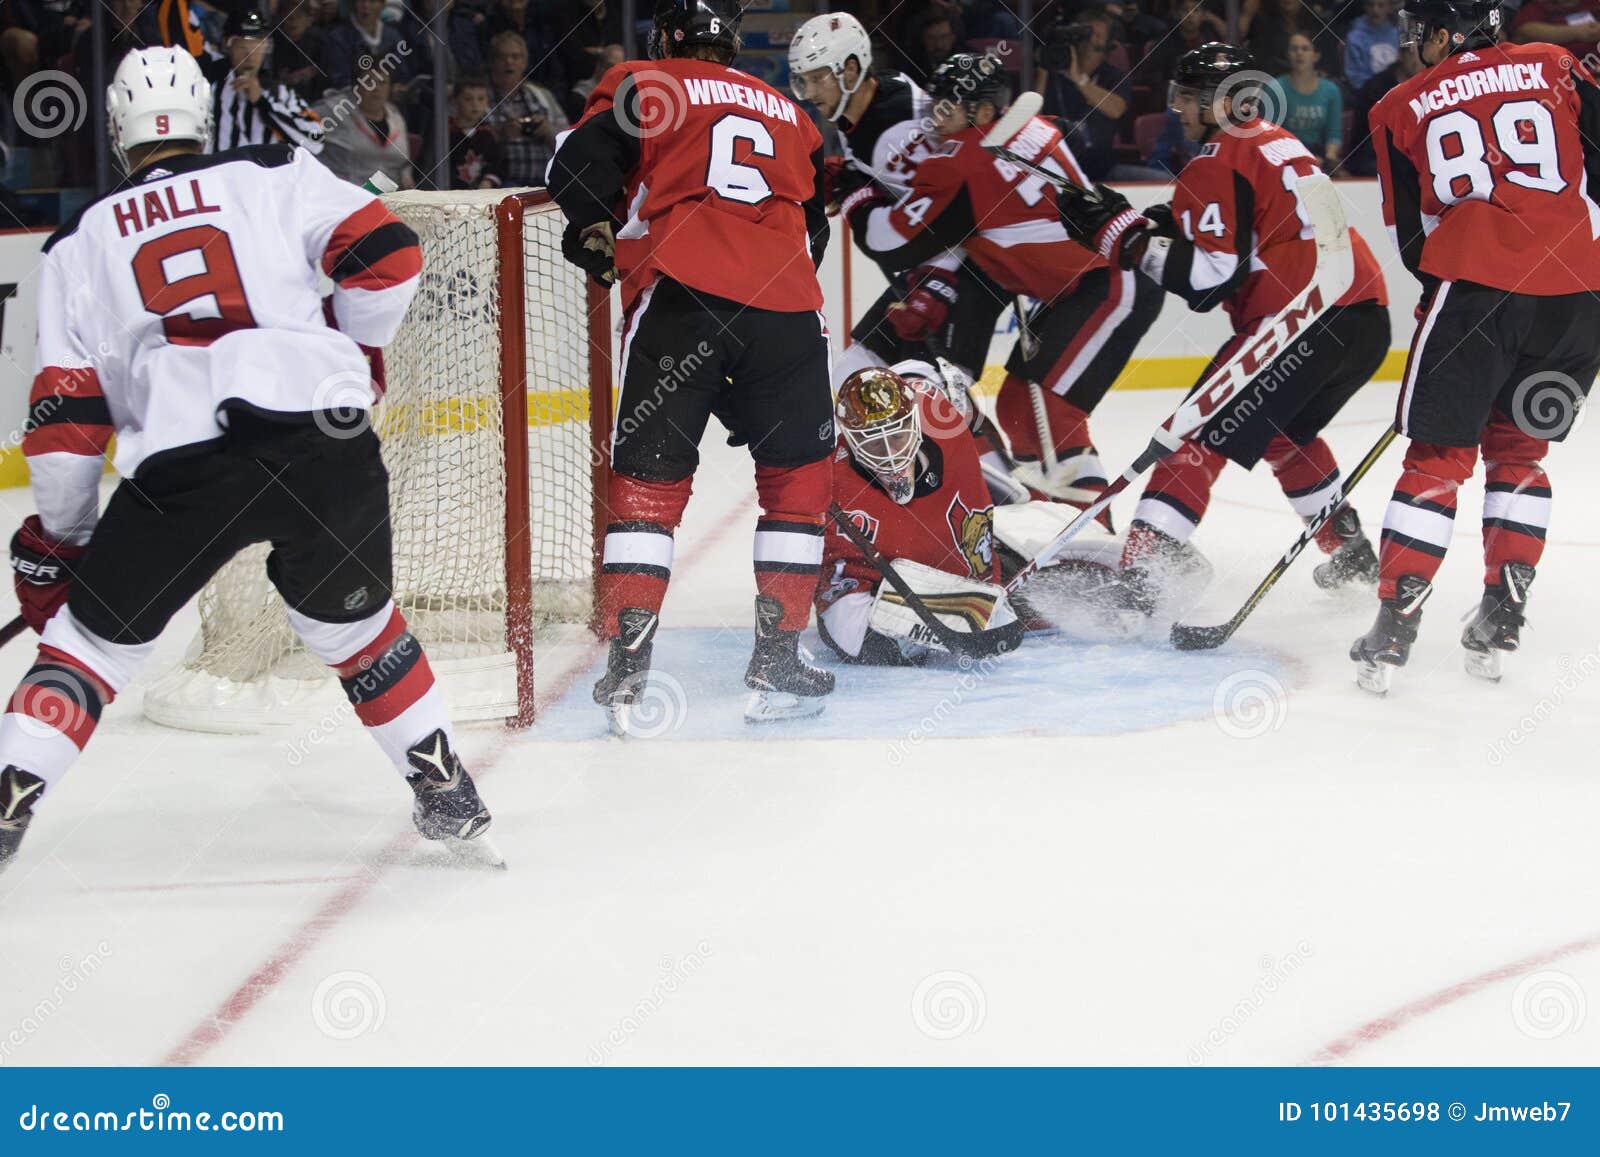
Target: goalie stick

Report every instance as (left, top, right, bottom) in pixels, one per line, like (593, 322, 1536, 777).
(1170, 427, 1397, 651)
(826, 503, 1019, 660)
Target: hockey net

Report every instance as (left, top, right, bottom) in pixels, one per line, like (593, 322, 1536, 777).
(142, 190, 612, 733)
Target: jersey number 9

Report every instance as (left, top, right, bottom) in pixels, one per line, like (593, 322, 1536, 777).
(132, 225, 257, 347)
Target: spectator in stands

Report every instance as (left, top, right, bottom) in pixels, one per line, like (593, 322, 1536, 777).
(273, 1, 330, 103)
(447, 74, 505, 189)
(487, 30, 567, 187)
(903, 9, 968, 78)
(1514, 0, 1600, 64)
(553, 0, 623, 102)
(322, 0, 412, 101)
(1274, 32, 1342, 170)
(1144, 107, 1198, 175)
(203, 7, 324, 154)
(1344, 0, 1400, 89)
(567, 41, 622, 122)
(316, 55, 413, 188)
(1137, 1, 1228, 86)
(1040, 9, 1167, 180)
(487, 0, 561, 88)
(1241, 0, 1341, 78)
(1342, 42, 1422, 175)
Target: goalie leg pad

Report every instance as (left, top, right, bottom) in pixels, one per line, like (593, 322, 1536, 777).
(866, 558, 1018, 657)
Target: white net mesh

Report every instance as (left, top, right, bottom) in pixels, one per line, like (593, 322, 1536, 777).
(142, 190, 598, 733)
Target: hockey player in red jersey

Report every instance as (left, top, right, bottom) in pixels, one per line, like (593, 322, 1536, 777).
(546, 0, 836, 726)
(1355, 0, 1600, 691)
(1, 48, 493, 874)
(1054, 43, 1391, 613)
(846, 54, 1163, 510)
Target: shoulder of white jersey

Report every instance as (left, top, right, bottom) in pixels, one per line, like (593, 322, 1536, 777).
(43, 145, 297, 253)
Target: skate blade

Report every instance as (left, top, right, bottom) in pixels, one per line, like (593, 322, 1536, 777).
(744, 690, 827, 724)
(1354, 657, 1392, 696)
(1463, 646, 1503, 683)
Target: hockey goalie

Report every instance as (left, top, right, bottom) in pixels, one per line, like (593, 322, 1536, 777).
(816, 362, 1126, 666)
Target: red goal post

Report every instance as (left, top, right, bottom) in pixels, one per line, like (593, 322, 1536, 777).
(141, 189, 613, 734)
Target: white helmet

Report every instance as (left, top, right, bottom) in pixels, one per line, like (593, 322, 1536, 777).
(788, 12, 872, 120)
(106, 47, 213, 170)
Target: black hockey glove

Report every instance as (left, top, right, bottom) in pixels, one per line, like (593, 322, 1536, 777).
(561, 220, 616, 287)
(1142, 201, 1176, 238)
(1057, 183, 1150, 267)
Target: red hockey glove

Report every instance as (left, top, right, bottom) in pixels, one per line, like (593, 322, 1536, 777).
(888, 267, 959, 342)
(11, 516, 86, 634)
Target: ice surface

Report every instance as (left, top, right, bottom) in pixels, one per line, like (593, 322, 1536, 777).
(1, 384, 1597, 1067)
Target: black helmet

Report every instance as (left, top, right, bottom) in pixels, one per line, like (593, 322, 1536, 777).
(225, 6, 269, 38)
(1170, 42, 1265, 129)
(927, 53, 1012, 121)
(1399, 0, 1503, 56)
(652, 0, 742, 60)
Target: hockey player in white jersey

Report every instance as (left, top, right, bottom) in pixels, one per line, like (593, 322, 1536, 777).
(788, 12, 1009, 394)
(0, 48, 494, 873)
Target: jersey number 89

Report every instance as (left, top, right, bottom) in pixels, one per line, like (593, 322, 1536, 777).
(1425, 98, 1566, 206)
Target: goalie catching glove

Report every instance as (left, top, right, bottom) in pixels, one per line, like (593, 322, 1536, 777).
(11, 516, 86, 634)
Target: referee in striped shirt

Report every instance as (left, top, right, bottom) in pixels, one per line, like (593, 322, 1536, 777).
(202, 8, 324, 154)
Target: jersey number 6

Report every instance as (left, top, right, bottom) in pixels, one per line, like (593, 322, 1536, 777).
(132, 224, 257, 347)
(706, 114, 775, 205)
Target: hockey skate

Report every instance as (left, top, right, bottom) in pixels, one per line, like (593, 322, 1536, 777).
(594, 608, 660, 737)
(1461, 562, 1535, 683)
(0, 767, 44, 877)
(1312, 505, 1380, 591)
(1350, 575, 1433, 695)
(1118, 522, 1214, 619)
(744, 596, 834, 723)
(404, 729, 501, 868)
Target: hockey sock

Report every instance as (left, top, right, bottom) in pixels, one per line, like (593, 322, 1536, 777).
(994, 374, 1100, 480)
(1125, 442, 1228, 563)
(0, 607, 153, 794)
(287, 603, 453, 776)
(1264, 436, 1344, 554)
(1480, 417, 1551, 585)
(1377, 441, 1476, 600)
(597, 473, 693, 635)
(753, 459, 829, 632)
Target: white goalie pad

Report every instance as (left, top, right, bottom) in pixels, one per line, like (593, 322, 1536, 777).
(867, 558, 1018, 654)
(993, 501, 1121, 570)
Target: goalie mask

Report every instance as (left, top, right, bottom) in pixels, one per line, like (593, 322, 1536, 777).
(837, 367, 923, 506)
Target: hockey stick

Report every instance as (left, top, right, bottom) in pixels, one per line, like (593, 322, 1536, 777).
(0, 616, 25, 649)
(1004, 173, 1355, 596)
(826, 502, 1017, 660)
(1170, 427, 1397, 651)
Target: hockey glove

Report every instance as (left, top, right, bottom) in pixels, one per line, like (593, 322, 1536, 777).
(888, 266, 958, 342)
(561, 220, 616, 287)
(11, 516, 86, 634)
(1058, 183, 1150, 266)
(1142, 201, 1176, 237)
